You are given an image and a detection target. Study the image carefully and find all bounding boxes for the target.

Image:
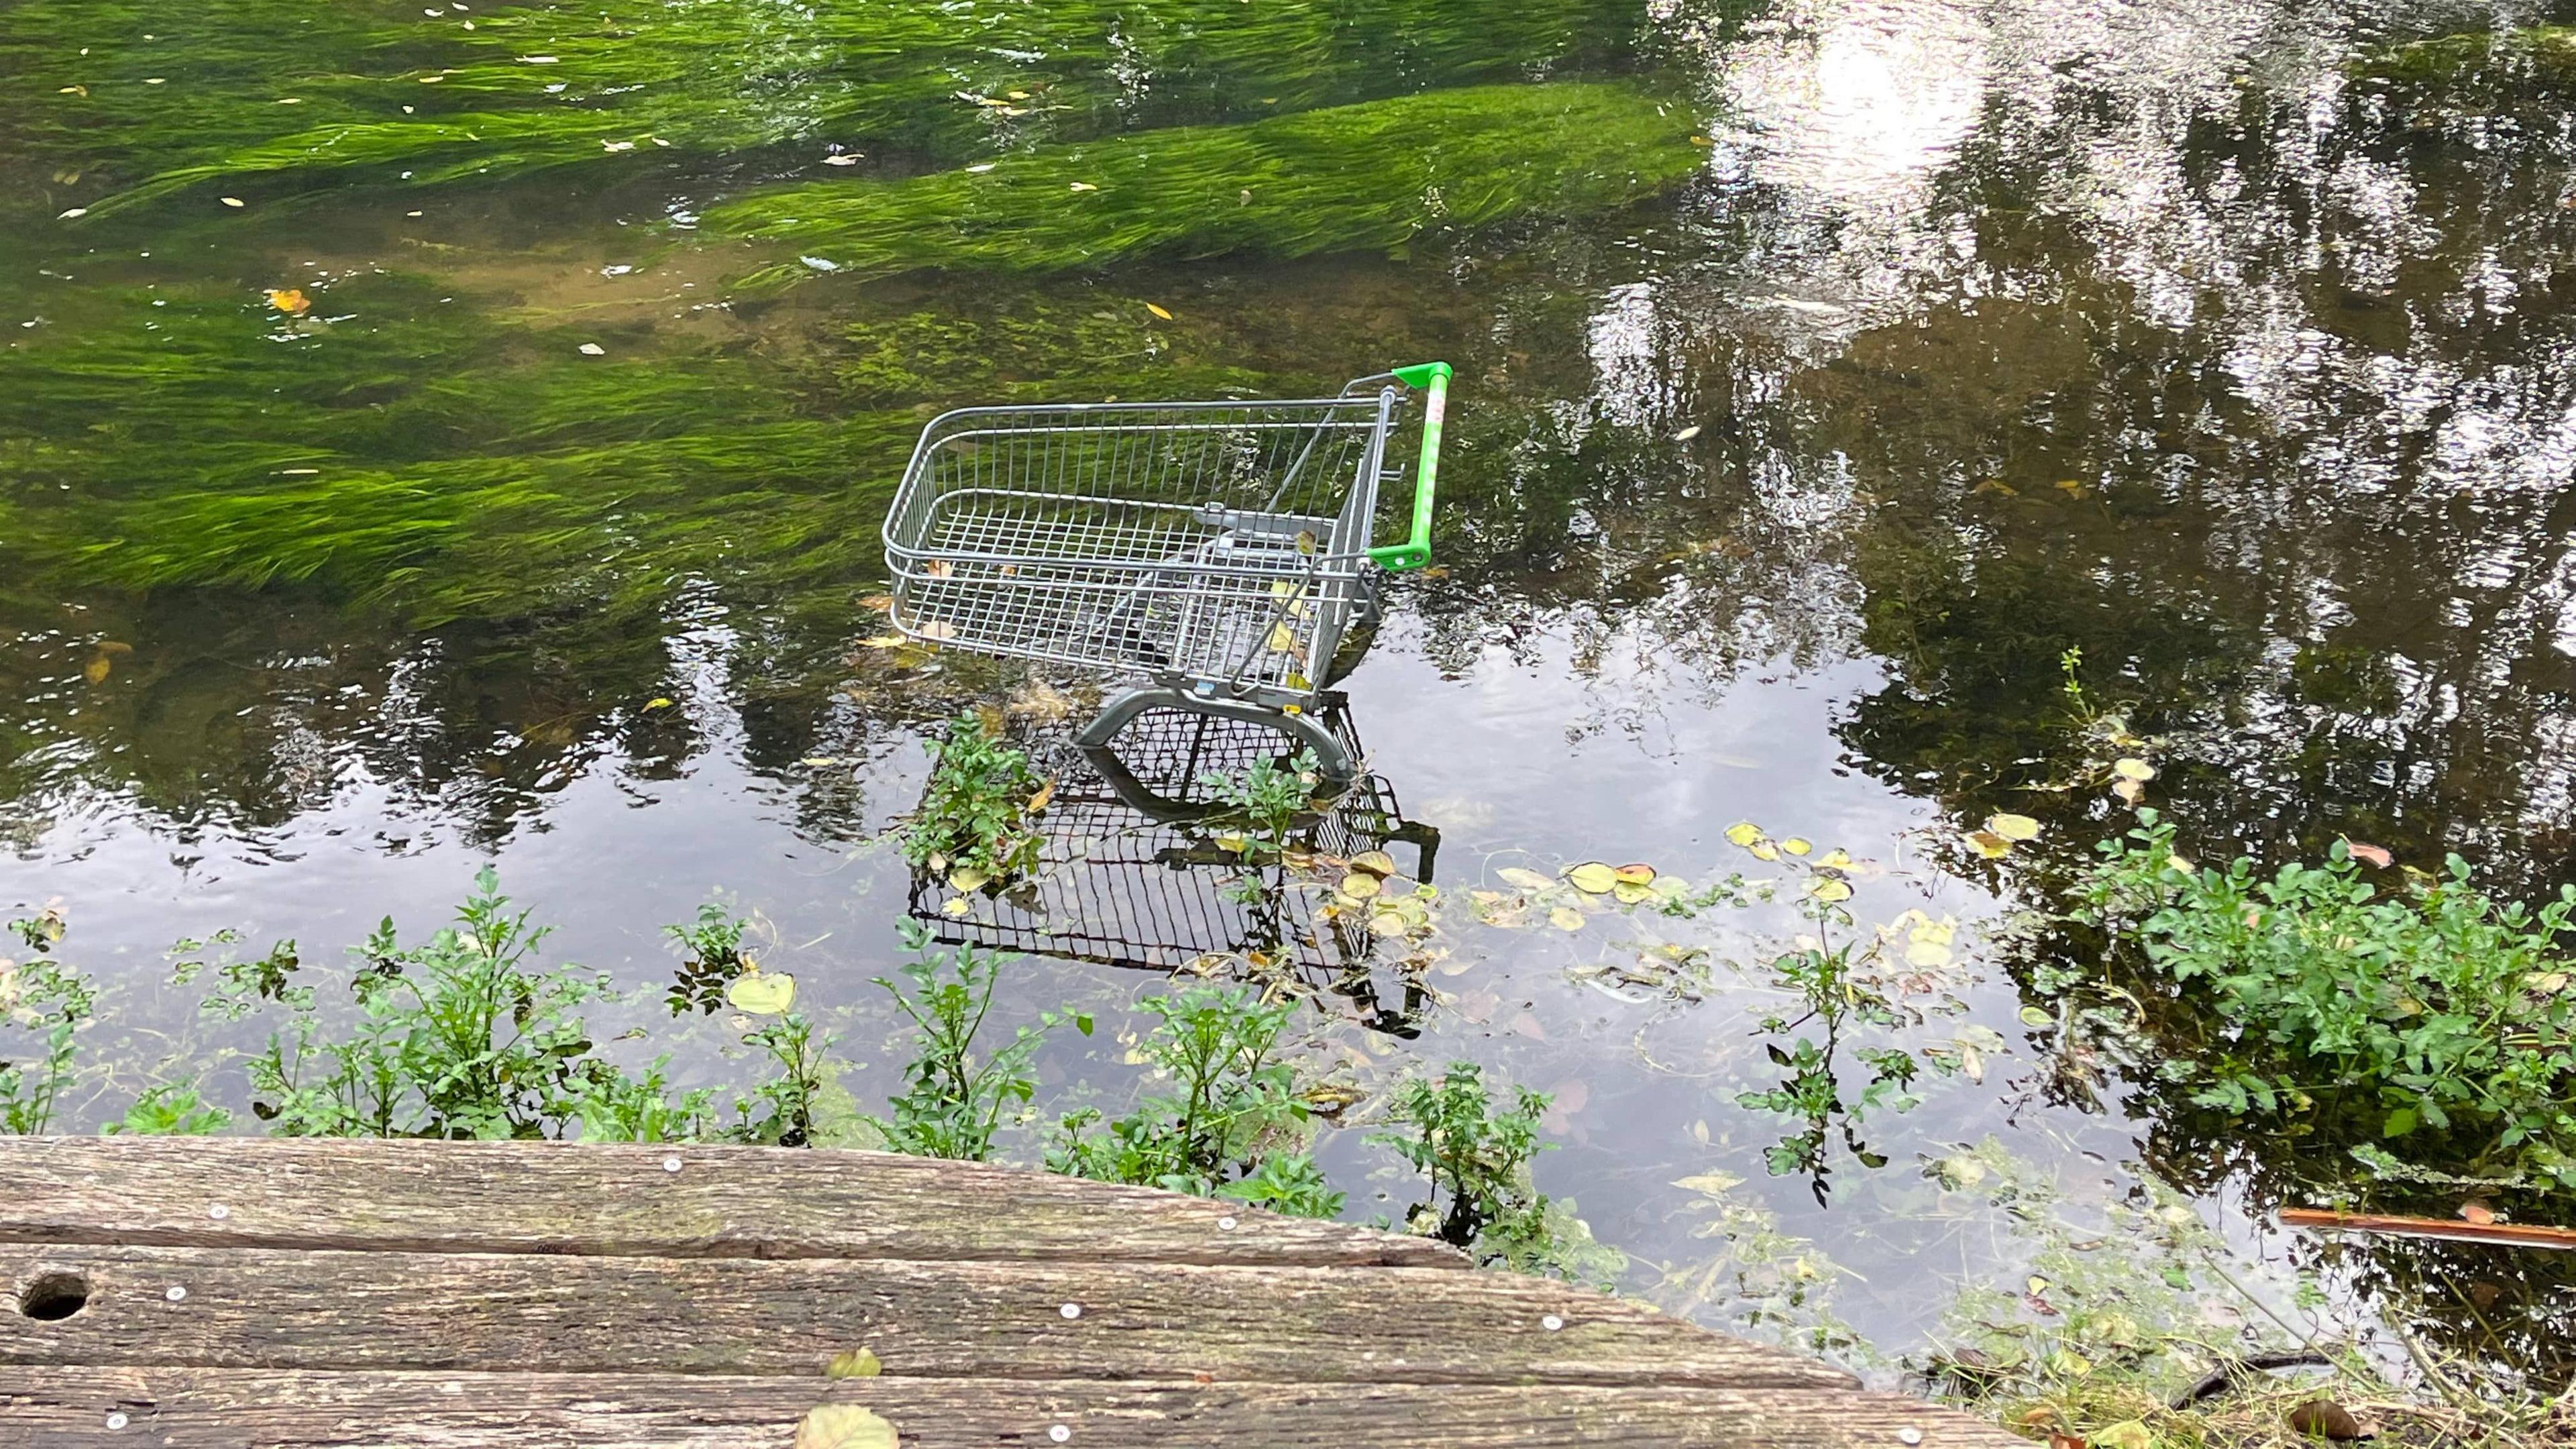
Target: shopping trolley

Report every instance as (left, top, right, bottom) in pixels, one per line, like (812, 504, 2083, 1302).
(880, 362, 1451, 793)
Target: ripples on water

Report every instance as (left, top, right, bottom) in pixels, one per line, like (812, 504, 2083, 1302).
(3, 0, 2574, 1386)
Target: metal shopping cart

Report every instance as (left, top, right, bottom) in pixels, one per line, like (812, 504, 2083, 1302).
(881, 362, 1450, 794)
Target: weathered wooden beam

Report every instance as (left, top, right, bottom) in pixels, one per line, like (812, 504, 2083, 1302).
(0, 1367, 2028, 1447)
(0, 1244, 1851, 1388)
(0, 1137, 1460, 1268)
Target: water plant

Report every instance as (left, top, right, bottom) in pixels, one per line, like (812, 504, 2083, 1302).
(0, 905, 93, 1135)
(900, 714, 1050, 888)
(2072, 810, 2576, 1189)
(1049, 984, 1338, 1215)
(708, 83, 1706, 282)
(1201, 748, 1324, 859)
(1371, 1061, 1557, 1260)
(870, 921, 1081, 1160)
(666, 902, 755, 1016)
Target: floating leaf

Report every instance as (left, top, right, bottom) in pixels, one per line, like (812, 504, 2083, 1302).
(1611, 882, 1654, 906)
(825, 1347, 882, 1379)
(1367, 910, 1408, 935)
(1987, 813, 2041, 843)
(1671, 424, 1702, 441)
(1350, 850, 1397, 878)
(1026, 780, 1056, 814)
(264, 288, 311, 315)
(1548, 906, 1585, 932)
(724, 972, 796, 1015)
(1338, 873, 1382, 902)
(2344, 839, 2393, 869)
(796, 1405, 898, 1449)
(2018, 1006, 2054, 1028)
(82, 655, 111, 684)
(220, 197, 246, 209)
(1905, 940, 1952, 968)
(1809, 878, 1852, 902)
(2460, 1200, 2497, 1226)
(2112, 778, 2144, 806)
(644, 697, 674, 710)
(2112, 758, 2155, 782)
(941, 896, 971, 917)
(1495, 867, 1555, 892)
(1966, 830, 2012, 859)
(800, 757, 839, 768)
(1747, 840, 1780, 862)
(1144, 302, 1174, 320)
(1779, 839, 1811, 857)
(949, 867, 991, 894)
(1723, 821, 1763, 847)
(1612, 863, 1655, 886)
(1565, 862, 1617, 894)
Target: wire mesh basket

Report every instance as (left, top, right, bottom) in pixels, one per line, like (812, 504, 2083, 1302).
(881, 366, 1450, 751)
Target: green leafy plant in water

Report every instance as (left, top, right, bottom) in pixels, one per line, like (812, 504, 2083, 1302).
(1202, 748, 1322, 860)
(1, 905, 95, 1135)
(104, 1083, 233, 1136)
(1049, 984, 1338, 1216)
(2072, 809, 2576, 1189)
(220, 867, 629, 1139)
(1370, 1061, 1566, 1265)
(566, 1059, 720, 1145)
(665, 901, 755, 1016)
(870, 920, 1083, 1160)
(709, 83, 1706, 282)
(726, 1013, 837, 1148)
(901, 714, 1048, 887)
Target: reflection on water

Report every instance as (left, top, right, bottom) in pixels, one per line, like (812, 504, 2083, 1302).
(6, 0, 2576, 1390)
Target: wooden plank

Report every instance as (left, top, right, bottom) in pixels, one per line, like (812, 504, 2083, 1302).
(0, 1137, 1460, 1268)
(0, 1244, 1853, 1389)
(0, 1367, 2030, 1447)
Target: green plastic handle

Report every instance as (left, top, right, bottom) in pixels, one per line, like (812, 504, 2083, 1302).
(1367, 361, 1450, 570)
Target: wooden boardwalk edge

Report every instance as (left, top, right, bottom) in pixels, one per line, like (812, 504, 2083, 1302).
(0, 1367, 2031, 1448)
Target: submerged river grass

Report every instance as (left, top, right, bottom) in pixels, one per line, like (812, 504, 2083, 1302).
(8, 0, 2576, 1419)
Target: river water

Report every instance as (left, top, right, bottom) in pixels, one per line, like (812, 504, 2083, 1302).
(5, 0, 2573, 1389)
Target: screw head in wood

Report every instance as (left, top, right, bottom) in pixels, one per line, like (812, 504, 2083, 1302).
(1049, 1426, 1071, 1442)
(1542, 1315, 1564, 1331)
(1897, 1430, 1923, 1445)
(1216, 1216, 1238, 1232)
(105, 1413, 129, 1430)
(1059, 1302, 1083, 1320)
(206, 1203, 230, 1220)
(164, 1285, 186, 1302)
(663, 1156, 683, 1173)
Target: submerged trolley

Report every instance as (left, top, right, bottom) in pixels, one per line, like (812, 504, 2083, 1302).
(881, 362, 1450, 791)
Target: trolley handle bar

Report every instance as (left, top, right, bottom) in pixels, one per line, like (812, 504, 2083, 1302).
(1366, 361, 1450, 572)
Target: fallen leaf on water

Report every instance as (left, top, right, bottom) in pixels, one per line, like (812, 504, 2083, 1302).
(1145, 302, 1174, 320)
(1367, 910, 1408, 935)
(1723, 821, 1763, 847)
(1611, 882, 1654, 906)
(2055, 479, 2085, 495)
(2460, 1200, 2496, 1225)
(2112, 757, 2155, 782)
(1747, 839, 1780, 861)
(1548, 906, 1585, 932)
(2345, 839, 2393, 869)
(1613, 863, 1655, 886)
(1809, 878, 1851, 903)
(1780, 838, 1812, 856)
(1495, 867, 1554, 892)
(941, 896, 970, 917)
(83, 655, 111, 684)
(2019, 1005, 2055, 1028)
(824, 1347, 882, 1379)
(2113, 778, 2144, 806)
(858, 635, 912, 649)
(1966, 830, 2012, 859)
(220, 197, 245, 208)
(1566, 862, 1617, 894)
(796, 1405, 898, 1449)
(266, 288, 311, 315)
(1350, 850, 1397, 878)
(1671, 424, 1702, 441)
(1338, 873, 1382, 902)
(643, 697, 674, 710)
(1987, 812, 2041, 842)
(2285, 1401, 2365, 1440)
(1026, 780, 1055, 814)
(949, 866, 991, 893)
(724, 972, 796, 1015)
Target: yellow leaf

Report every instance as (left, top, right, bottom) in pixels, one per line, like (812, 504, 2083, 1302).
(1810, 878, 1852, 902)
(2113, 778, 2143, 806)
(2112, 757, 2155, 782)
(644, 697, 674, 710)
(82, 655, 111, 684)
(1565, 862, 1617, 894)
(1780, 838, 1812, 857)
(1611, 881, 1653, 906)
(859, 594, 896, 612)
(1548, 906, 1586, 932)
(1612, 863, 1655, 886)
(825, 1347, 882, 1379)
(724, 972, 796, 1015)
(1026, 780, 1055, 814)
(1144, 302, 1174, 319)
(800, 757, 839, 767)
(859, 635, 912, 649)
(1747, 840, 1779, 861)
(1987, 813, 2041, 843)
(1367, 910, 1408, 935)
(1723, 821, 1763, 847)
(265, 287, 311, 315)
(941, 896, 971, 917)
(1904, 940, 1951, 968)
(220, 197, 245, 208)
(1819, 848, 1852, 868)
(1350, 850, 1397, 878)
(1267, 622, 1297, 652)
(796, 1405, 899, 1449)
(949, 867, 990, 893)
(1966, 830, 2012, 859)
(1495, 867, 1554, 892)
(1338, 873, 1383, 902)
